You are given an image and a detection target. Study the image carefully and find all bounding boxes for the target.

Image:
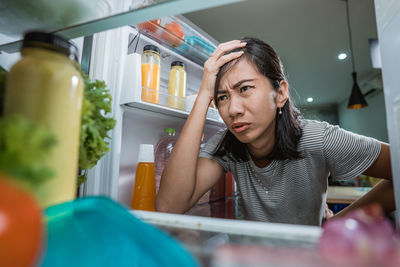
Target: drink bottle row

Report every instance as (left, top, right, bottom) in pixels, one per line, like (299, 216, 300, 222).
(141, 45, 187, 111)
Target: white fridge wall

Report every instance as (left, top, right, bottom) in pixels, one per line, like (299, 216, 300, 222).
(374, 0, 400, 226)
(84, 27, 129, 199)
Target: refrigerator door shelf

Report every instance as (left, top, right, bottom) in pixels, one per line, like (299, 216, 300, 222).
(0, 0, 243, 53)
(124, 97, 224, 126)
(131, 211, 327, 266)
(132, 210, 321, 242)
(0, 0, 113, 38)
(132, 210, 321, 266)
(134, 15, 216, 66)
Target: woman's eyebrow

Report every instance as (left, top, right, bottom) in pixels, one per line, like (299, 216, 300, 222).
(232, 79, 254, 89)
(217, 79, 255, 94)
(216, 89, 227, 94)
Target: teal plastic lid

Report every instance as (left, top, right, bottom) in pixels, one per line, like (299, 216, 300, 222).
(42, 197, 197, 267)
(164, 128, 176, 135)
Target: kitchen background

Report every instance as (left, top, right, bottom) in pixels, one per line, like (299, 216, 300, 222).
(184, 0, 387, 142)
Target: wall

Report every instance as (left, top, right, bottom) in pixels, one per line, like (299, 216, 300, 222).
(300, 105, 338, 125)
(338, 90, 388, 142)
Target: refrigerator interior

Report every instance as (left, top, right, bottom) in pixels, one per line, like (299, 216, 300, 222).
(82, 24, 225, 207)
(80, 24, 327, 265)
(0, 1, 399, 251)
(82, 8, 400, 227)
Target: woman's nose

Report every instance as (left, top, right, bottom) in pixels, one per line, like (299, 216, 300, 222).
(228, 94, 244, 117)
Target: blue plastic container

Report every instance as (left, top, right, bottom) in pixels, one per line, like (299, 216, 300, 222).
(40, 197, 197, 267)
(184, 36, 216, 55)
(175, 36, 216, 65)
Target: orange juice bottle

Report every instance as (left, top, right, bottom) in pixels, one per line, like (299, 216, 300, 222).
(131, 144, 156, 211)
(141, 45, 160, 104)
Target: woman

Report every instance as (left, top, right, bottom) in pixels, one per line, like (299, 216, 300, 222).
(156, 37, 394, 226)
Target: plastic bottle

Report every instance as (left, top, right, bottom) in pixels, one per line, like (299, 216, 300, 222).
(4, 31, 84, 207)
(131, 144, 156, 211)
(154, 128, 177, 193)
(167, 61, 186, 110)
(141, 44, 161, 104)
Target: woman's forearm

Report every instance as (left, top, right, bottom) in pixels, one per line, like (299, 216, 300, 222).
(155, 92, 211, 213)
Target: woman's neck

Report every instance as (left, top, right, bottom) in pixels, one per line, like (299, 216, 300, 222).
(251, 156, 273, 168)
(247, 125, 276, 167)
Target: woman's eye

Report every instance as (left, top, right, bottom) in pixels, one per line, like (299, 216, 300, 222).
(240, 85, 254, 93)
(217, 95, 228, 102)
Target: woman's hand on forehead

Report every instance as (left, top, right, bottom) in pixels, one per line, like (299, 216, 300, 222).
(205, 40, 246, 74)
(199, 40, 247, 102)
(212, 40, 245, 57)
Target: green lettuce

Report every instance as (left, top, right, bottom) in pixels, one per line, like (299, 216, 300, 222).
(78, 71, 116, 185)
(0, 114, 57, 187)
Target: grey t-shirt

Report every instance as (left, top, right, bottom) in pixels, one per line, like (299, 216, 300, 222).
(199, 119, 381, 226)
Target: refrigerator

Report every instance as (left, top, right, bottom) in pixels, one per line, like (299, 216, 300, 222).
(0, 0, 399, 265)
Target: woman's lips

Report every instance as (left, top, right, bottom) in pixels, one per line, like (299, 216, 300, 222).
(232, 123, 250, 133)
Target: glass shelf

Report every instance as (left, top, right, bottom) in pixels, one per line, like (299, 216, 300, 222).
(123, 88, 224, 127)
(0, 0, 243, 54)
(134, 15, 217, 66)
(132, 211, 321, 266)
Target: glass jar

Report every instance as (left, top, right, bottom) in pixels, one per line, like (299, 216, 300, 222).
(4, 31, 84, 207)
(167, 61, 186, 110)
(141, 44, 161, 104)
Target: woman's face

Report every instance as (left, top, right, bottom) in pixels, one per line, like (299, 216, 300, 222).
(216, 59, 288, 145)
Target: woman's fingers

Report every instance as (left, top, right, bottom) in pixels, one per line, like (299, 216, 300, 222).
(200, 39, 247, 100)
(211, 40, 246, 59)
(205, 40, 246, 73)
(217, 51, 244, 67)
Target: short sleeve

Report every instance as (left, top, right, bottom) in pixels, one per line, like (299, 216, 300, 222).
(322, 123, 381, 180)
(199, 129, 230, 172)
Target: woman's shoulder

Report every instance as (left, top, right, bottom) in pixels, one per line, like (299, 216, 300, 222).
(206, 129, 226, 145)
(200, 129, 227, 155)
(199, 128, 232, 172)
(297, 119, 334, 153)
(299, 119, 330, 138)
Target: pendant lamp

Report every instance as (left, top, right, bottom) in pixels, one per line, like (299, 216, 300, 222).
(345, 0, 368, 109)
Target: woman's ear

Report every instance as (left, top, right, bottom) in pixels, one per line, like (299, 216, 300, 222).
(276, 80, 289, 108)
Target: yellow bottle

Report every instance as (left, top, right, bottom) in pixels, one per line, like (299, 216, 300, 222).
(131, 144, 156, 211)
(167, 61, 186, 110)
(4, 31, 84, 207)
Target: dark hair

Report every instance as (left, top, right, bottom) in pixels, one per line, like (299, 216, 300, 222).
(212, 37, 303, 162)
